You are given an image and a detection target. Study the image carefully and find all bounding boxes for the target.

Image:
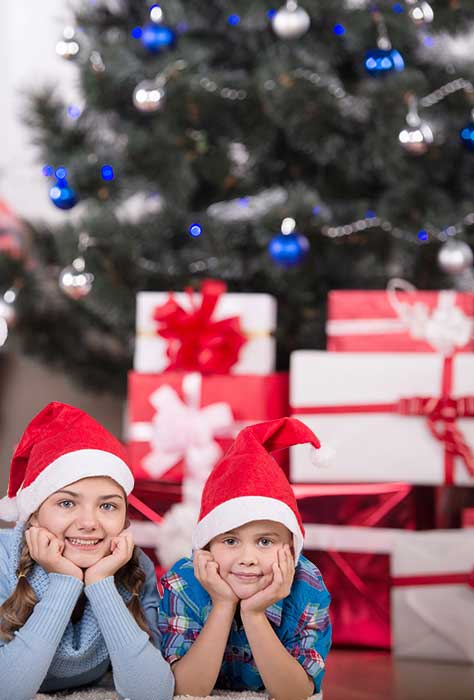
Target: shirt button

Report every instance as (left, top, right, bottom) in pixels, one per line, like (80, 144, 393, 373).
(232, 646, 240, 654)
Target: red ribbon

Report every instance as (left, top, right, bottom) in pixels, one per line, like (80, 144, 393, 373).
(292, 356, 474, 486)
(392, 570, 474, 588)
(152, 279, 246, 374)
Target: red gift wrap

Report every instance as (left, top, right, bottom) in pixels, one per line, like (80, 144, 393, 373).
(127, 371, 289, 482)
(327, 287, 474, 354)
(296, 482, 433, 649)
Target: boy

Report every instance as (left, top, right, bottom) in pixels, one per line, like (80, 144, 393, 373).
(158, 417, 331, 700)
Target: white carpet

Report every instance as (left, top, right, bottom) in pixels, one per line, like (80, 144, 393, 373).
(34, 689, 321, 700)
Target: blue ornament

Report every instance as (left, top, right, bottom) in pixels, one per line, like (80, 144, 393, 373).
(268, 232, 309, 267)
(460, 122, 474, 151)
(49, 178, 78, 210)
(141, 23, 176, 53)
(364, 48, 404, 76)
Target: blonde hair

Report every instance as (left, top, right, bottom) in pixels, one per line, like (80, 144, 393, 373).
(0, 529, 152, 642)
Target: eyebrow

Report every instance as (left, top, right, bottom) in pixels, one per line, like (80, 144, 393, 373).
(223, 530, 282, 538)
(54, 490, 124, 501)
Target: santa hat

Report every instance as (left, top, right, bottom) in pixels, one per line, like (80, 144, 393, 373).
(191, 416, 320, 561)
(0, 402, 134, 523)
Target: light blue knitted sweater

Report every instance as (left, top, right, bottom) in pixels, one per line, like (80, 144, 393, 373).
(0, 527, 174, 700)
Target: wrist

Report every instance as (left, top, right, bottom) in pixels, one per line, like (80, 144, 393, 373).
(240, 606, 267, 622)
(211, 599, 238, 616)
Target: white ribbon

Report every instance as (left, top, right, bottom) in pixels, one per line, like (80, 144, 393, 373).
(386, 278, 473, 355)
(130, 372, 234, 482)
(326, 279, 473, 356)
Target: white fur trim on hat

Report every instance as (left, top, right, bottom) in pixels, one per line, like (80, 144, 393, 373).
(0, 449, 134, 523)
(191, 496, 304, 562)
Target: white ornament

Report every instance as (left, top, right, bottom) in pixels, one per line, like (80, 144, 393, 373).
(406, 0, 434, 26)
(59, 257, 94, 299)
(438, 240, 474, 275)
(133, 81, 166, 113)
(56, 27, 80, 60)
(272, 1, 311, 40)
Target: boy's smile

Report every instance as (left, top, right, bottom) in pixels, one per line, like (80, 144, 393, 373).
(208, 520, 293, 600)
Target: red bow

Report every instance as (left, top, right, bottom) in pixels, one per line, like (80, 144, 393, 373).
(152, 279, 246, 374)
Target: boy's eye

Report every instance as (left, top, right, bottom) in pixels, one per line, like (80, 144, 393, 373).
(258, 538, 273, 547)
(223, 537, 238, 546)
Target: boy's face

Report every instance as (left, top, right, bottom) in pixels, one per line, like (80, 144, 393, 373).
(30, 476, 127, 569)
(208, 520, 293, 600)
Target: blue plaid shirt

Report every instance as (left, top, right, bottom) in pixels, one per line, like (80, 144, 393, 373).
(158, 554, 331, 693)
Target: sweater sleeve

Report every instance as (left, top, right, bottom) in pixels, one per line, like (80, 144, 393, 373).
(0, 567, 84, 700)
(84, 554, 174, 700)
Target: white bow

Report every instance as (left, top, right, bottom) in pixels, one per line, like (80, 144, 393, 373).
(387, 278, 473, 355)
(143, 372, 234, 485)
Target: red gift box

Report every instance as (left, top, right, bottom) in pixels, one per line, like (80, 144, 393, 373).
(127, 371, 289, 482)
(327, 285, 474, 354)
(295, 482, 434, 649)
(462, 508, 474, 527)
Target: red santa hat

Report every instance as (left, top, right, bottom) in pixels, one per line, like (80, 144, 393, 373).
(0, 402, 134, 523)
(191, 416, 320, 561)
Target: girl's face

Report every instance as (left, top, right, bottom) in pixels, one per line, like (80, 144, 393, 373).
(208, 520, 293, 600)
(30, 476, 127, 569)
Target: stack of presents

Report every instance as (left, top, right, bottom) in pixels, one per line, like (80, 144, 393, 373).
(126, 278, 474, 664)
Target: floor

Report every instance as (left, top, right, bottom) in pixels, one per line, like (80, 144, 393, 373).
(324, 649, 474, 700)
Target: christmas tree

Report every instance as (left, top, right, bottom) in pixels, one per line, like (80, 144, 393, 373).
(5, 0, 474, 393)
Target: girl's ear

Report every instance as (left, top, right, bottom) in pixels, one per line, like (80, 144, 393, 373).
(124, 517, 131, 528)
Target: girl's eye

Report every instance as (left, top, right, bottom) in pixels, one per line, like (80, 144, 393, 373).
(100, 503, 117, 511)
(58, 500, 74, 508)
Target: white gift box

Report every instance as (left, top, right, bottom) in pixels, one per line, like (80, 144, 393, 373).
(134, 291, 276, 374)
(391, 529, 474, 662)
(290, 351, 474, 486)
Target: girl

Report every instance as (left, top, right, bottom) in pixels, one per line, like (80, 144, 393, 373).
(0, 401, 174, 700)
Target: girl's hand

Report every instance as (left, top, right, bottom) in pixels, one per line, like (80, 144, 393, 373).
(84, 531, 135, 586)
(240, 544, 295, 617)
(193, 550, 239, 609)
(25, 526, 83, 581)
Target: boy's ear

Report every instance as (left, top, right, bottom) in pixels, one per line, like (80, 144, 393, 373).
(29, 514, 38, 527)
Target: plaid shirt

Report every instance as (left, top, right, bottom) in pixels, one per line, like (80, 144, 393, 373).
(158, 554, 331, 693)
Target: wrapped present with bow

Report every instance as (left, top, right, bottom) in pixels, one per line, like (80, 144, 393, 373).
(127, 370, 289, 485)
(295, 480, 430, 649)
(290, 351, 474, 487)
(326, 279, 474, 355)
(391, 529, 474, 662)
(133, 279, 276, 374)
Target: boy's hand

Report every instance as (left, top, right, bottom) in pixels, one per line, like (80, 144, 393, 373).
(240, 544, 294, 616)
(84, 531, 135, 586)
(193, 550, 239, 608)
(25, 526, 83, 581)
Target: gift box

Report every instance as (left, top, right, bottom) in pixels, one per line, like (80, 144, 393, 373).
(391, 529, 474, 662)
(296, 481, 431, 649)
(327, 283, 474, 355)
(290, 351, 474, 486)
(128, 370, 289, 482)
(462, 508, 474, 527)
(134, 283, 277, 375)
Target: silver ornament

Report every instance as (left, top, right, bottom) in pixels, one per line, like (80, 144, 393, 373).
(437, 239, 474, 275)
(59, 256, 94, 299)
(0, 288, 17, 325)
(133, 80, 166, 113)
(272, 1, 311, 40)
(406, 1, 434, 26)
(89, 50, 106, 74)
(399, 97, 434, 155)
(56, 26, 80, 60)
